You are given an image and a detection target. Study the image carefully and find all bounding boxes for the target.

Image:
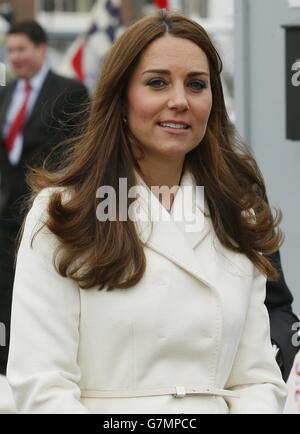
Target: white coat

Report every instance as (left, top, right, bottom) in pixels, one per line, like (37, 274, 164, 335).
(7, 171, 287, 413)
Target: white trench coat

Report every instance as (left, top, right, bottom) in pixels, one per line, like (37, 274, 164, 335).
(7, 172, 287, 413)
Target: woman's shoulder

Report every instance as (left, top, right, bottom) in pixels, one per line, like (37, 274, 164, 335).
(30, 187, 73, 215)
(33, 186, 73, 202)
(25, 187, 74, 241)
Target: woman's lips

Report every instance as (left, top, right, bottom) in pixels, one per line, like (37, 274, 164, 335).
(157, 122, 191, 134)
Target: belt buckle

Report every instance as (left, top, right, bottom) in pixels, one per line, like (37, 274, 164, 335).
(173, 386, 186, 398)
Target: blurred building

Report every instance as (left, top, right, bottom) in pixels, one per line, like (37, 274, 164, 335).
(0, 1, 100, 71)
(0, 0, 97, 21)
(0, 0, 34, 22)
(0, 1, 235, 112)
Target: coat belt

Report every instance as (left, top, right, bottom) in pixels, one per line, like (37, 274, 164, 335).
(80, 386, 240, 399)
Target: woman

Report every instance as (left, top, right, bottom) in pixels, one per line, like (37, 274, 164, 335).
(7, 10, 287, 413)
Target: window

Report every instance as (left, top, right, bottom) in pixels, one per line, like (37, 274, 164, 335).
(36, 0, 96, 13)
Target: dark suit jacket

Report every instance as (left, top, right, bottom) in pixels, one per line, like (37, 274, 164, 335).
(266, 250, 299, 381)
(0, 70, 89, 374)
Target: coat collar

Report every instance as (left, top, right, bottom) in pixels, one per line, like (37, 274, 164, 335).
(133, 170, 213, 286)
(170, 170, 211, 249)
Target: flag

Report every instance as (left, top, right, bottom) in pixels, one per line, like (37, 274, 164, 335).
(58, 0, 123, 92)
(154, 0, 169, 8)
(154, 0, 182, 11)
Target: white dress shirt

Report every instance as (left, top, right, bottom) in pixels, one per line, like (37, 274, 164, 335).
(3, 63, 50, 165)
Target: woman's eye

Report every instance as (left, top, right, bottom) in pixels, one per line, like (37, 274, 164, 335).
(147, 78, 166, 88)
(188, 80, 206, 91)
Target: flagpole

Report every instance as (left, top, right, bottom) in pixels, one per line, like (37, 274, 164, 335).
(154, 1, 184, 12)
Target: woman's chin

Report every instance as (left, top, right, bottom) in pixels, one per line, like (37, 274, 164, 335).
(157, 144, 197, 160)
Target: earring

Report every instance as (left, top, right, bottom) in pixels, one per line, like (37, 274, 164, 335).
(123, 116, 128, 124)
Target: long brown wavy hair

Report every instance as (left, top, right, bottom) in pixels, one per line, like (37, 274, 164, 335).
(27, 10, 282, 290)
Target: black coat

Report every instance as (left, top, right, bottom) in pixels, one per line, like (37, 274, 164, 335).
(266, 250, 299, 381)
(0, 70, 89, 374)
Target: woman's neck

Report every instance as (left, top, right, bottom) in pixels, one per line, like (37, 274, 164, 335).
(137, 158, 185, 210)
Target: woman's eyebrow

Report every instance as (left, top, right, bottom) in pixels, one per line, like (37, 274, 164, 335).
(142, 69, 209, 77)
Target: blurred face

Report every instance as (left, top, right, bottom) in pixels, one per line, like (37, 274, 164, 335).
(6, 33, 47, 80)
(126, 35, 212, 162)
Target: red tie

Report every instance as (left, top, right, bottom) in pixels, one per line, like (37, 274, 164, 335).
(5, 80, 32, 155)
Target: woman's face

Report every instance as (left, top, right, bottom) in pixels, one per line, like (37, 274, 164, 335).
(126, 35, 213, 162)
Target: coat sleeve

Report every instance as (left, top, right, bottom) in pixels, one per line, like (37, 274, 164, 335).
(225, 267, 288, 414)
(7, 189, 88, 414)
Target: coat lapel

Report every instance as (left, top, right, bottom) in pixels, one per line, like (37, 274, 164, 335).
(134, 171, 214, 287)
(170, 171, 211, 249)
(0, 82, 18, 168)
(23, 70, 53, 131)
(0, 81, 17, 137)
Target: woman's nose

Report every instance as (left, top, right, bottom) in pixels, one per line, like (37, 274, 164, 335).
(167, 86, 189, 111)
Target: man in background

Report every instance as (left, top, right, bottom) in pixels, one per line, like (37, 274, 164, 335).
(0, 20, 89, 409)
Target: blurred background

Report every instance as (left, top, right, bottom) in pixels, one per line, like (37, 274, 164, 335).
(0, 1, 235, 106)
(0, 0, 300, 411)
